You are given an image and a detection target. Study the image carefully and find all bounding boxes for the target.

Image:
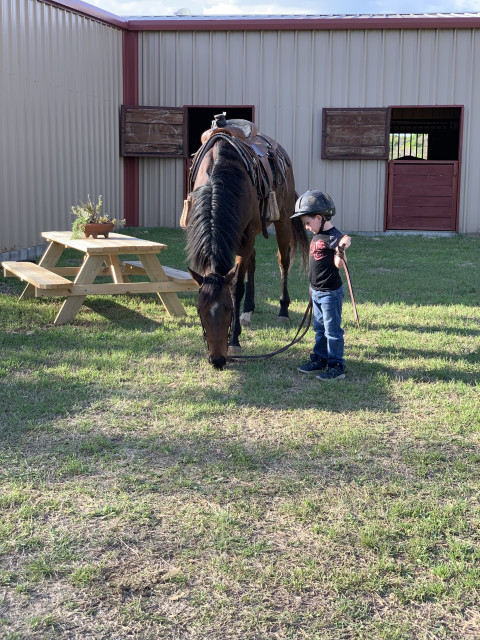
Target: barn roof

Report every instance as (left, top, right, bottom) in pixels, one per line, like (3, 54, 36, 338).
(127, 12, 480, 32)
(131, 13, 480, 19)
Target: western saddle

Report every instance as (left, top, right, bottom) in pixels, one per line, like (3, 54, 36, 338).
(182, 114, 292, 237)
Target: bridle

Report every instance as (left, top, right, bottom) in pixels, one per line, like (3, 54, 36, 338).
(198, 297, 233, 345)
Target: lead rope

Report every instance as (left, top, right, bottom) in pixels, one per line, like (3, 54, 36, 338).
(228, 299, 313, 362)
(337, 248, 360, 330)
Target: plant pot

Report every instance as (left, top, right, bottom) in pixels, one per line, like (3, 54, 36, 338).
(84, 223, 114, 239)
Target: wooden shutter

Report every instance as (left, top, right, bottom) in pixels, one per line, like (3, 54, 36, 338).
(322, 108, 389, 159)
(120, 106, 185, 157)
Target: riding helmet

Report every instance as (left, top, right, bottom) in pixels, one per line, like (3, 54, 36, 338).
(291, 190, 336, 220)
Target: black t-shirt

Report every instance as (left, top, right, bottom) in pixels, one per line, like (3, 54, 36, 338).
(309, 227, 344, 291)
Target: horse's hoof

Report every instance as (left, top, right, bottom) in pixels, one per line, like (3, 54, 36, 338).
(227, 345, 242, 356)
(240, 312, 252, 327)
(277, 315, 290, 324)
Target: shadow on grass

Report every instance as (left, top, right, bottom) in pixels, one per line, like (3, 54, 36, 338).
(82, 299, 165, 330)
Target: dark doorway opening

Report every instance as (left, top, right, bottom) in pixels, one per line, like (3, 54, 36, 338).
(183, 105, 254, 197)
(389, 106, 461, 160)
(185, 105, 255, 156)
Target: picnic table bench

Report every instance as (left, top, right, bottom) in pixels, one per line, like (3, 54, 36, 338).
(2, 261, 72, 290)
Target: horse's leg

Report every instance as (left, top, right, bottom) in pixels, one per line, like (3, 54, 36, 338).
(227, 261, 246, 355)
(274, 221, 292, 323)
(228, 223, 255, 354)
(240, 249, 255, 327)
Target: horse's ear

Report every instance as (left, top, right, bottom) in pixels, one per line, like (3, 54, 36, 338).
(188, 268, 204, 286)
(224, 264, 239, 286)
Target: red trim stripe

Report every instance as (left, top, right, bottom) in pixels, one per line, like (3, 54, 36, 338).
(127, 15, 480, 32)
(122, 31, 139, 227)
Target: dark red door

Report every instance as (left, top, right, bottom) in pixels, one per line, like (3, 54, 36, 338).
(386, 160, 458, 231)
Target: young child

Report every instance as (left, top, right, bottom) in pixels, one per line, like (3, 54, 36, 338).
(292, 190, 351, 381)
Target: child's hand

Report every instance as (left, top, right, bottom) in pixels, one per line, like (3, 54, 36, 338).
(335, 236, 350, 268)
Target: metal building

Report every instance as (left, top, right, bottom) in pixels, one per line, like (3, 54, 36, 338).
(2, 2, 480, 260)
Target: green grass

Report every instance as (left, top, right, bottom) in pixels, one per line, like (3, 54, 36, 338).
(0, 228, 479, 639)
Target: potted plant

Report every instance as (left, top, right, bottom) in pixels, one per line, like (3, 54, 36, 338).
(71, 195, 125, 239)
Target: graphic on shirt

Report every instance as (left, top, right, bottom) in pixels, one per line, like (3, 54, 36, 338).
(310, 238, 327, 261)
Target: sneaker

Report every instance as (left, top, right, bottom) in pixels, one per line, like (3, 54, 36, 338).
(297, 359, 328, 374)
(316, 364, 346, 381)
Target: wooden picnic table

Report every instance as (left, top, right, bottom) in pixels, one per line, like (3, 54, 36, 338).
(2, 231, 198, 325)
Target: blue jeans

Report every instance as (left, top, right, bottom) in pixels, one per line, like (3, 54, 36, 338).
(311, 285, 345, 370)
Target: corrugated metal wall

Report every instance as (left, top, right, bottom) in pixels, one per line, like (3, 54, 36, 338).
(137, 27, 480, 234)
(0, 0, 123, 258)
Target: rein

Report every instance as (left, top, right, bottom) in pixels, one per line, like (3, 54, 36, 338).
(337, 250, 360, 330)
(228, 299, 313, 361)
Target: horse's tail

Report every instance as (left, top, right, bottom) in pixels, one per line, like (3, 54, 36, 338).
(290, 214, 310, 271)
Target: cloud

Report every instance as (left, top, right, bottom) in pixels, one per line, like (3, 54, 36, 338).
(452, 0, 480, 9)
(374, 0, 480, 12)
(85, 0, 321, 16)
(203, 0, 313, 13)
(78, 0, 480, 17)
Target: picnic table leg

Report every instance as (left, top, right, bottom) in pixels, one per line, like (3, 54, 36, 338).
(54, 254, 105, 325)
(139, 254, 187, 317)
(19, 241, 65, 300)
(105, 255, 130, 283)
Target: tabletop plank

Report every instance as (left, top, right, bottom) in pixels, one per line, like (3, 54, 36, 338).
(41, 231, 168, 254)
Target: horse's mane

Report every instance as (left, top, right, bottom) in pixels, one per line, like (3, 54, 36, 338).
(186, 138, 249, 277)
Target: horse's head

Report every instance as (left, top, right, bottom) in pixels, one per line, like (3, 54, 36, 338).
(189, 267, 237, 370)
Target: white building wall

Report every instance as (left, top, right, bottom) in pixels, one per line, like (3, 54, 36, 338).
(0, 0, 123, 259)
(138, 26, 480, 234)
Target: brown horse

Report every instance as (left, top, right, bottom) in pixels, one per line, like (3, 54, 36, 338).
(186, 125, 308, 369)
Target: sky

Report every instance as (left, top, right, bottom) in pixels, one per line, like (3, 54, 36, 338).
(85, 0, 480, 18)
